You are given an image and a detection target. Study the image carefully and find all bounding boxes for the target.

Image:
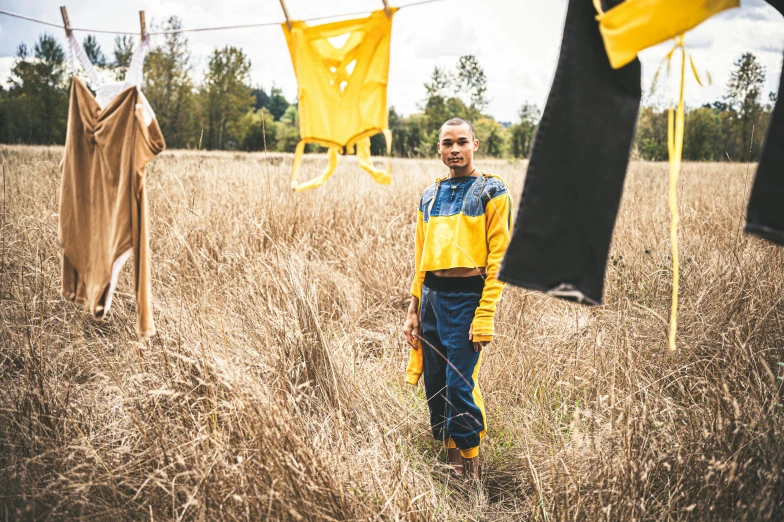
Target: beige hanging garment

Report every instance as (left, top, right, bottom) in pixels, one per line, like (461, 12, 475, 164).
(59, 35, 164, 337)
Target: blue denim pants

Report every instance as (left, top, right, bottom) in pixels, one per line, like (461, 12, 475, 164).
(419, 277, 486, 456)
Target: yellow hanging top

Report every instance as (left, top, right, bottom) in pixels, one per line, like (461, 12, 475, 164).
(283, 8, 398, 191)
(593, 0, 739, 69)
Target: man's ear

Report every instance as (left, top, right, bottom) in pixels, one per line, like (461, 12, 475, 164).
(436, 141, 441, 153)
(473, 139, 479, 151)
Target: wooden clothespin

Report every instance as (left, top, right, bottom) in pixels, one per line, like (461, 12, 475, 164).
(279, 0, 292, 31)
(60, 6, 72, 36)
(381, 0, 392, 17)
(139, 10, 147, 40)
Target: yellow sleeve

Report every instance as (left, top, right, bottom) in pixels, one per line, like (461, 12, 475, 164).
(471, 192, 513, 343)
(409, 209, 426, 302)
(406, 208, 426, 386)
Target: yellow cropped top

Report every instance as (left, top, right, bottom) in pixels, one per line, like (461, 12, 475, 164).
(406, 173, 513, 385)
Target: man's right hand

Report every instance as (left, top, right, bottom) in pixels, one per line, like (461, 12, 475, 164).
(403, 301, 420, 349)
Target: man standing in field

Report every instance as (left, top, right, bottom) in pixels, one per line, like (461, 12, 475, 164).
(403, 118, 513, 479)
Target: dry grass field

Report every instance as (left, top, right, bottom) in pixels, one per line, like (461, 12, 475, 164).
(1, 145, 784, 521)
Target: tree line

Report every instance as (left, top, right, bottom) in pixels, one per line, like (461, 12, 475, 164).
(636, 53, 777, 161)
(0, 17, 777, 161)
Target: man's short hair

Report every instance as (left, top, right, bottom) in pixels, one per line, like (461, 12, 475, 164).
(439, 117, 475, 140)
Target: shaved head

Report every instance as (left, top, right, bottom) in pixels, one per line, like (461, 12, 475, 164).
(439, 117, 475, 140)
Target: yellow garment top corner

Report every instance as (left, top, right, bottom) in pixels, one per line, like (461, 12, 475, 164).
(283, 8, 398, 191)
(594, 0, 740, 69)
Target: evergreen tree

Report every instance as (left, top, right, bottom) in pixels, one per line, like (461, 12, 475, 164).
(251, 86, 270, 111)
(112, 35, 135, 80)
(724, 53, 765, 159)
(3, 34, 68, 144)
(267, 86, 289, 121)
(83, 35, 106, 68)
(388, 107, 426, 158)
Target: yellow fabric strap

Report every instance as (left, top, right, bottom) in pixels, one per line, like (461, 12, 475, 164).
(291, 129, 393, 192)
(355, 129, 393, 185)
(594, 0, 739, 69)
(291, 140, 340, 192)
(659, 35, 705, 351)
(666, 38, 685, 352)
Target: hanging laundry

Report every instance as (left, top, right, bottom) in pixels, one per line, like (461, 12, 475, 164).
(59, 35, 164, 337)
(97, 36, 155, 124)
(282, 8, 397, 191)
(498, 0, 642, 306)
(499, 0, 784, 342)
(65, 31, 101, 89)
(594, 0, 739, 69)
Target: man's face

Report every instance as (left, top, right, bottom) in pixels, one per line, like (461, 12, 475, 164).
(437, 124, 478, 169)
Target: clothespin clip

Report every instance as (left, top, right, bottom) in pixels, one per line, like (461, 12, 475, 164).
(381, 0, 392, 17)
(139, 10, 147, 40)
(279, 0, 292, 31)
(60, 6, 72, 36)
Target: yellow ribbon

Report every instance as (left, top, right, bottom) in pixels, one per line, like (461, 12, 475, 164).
(656, 35, 707, 351)
(356, 130, 393, 185)
(290, 129, 393, 192)
(291, 142, 340, 192)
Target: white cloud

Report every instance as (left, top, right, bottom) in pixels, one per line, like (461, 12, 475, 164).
(0, 56, 13, 87)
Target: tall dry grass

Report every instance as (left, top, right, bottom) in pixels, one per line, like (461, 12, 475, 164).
(0, 145, 783, 520)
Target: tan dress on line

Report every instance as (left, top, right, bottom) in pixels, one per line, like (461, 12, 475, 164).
(59, 76, 165, 337)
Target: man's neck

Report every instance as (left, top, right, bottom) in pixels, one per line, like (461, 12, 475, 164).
(448, 163, 476, 179)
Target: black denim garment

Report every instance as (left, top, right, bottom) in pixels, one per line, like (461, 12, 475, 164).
(497, 0, 641, 304)
(746, 0, 784, 244)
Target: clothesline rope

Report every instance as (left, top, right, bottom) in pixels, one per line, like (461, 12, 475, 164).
(0, 0, 443, 36)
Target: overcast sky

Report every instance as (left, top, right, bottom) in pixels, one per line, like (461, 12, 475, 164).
(0, 0, 782, 122)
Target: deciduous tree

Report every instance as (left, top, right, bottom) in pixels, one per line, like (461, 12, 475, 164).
(198, 46, 253, 150)
(508, 103, 539, 158)
(144, 16, 199, 148)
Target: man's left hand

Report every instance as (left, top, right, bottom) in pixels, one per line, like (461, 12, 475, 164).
(468, 324, 488, 353)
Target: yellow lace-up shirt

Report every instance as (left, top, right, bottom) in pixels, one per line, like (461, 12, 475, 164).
(282, 8, 397, 191)
(406, 173, 513, 385)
